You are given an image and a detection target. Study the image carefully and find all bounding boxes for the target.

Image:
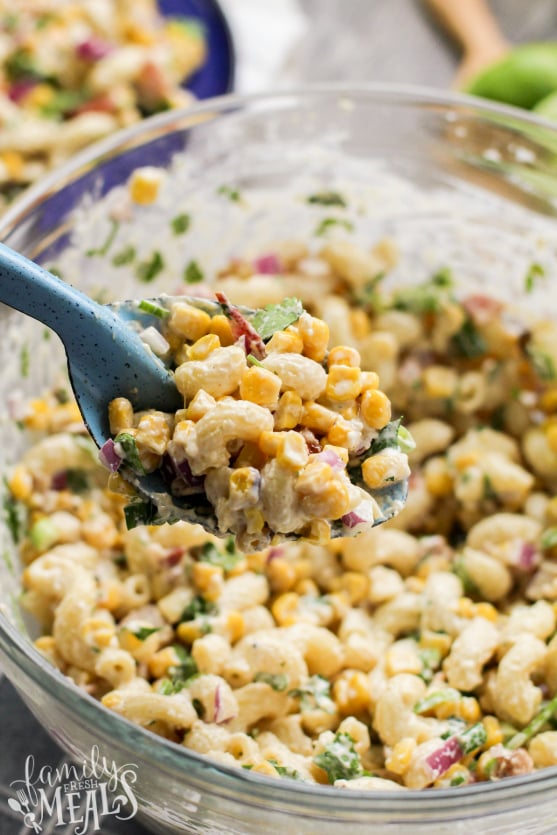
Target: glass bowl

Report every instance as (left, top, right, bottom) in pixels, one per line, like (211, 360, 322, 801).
(2, 85, 557, 835)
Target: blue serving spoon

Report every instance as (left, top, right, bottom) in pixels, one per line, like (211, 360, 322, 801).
(0, 242, 408, 537)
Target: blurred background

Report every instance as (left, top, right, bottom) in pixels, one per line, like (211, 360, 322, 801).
(2, 0, 557, 832)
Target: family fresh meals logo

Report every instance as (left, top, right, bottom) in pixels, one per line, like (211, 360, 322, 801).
(8, 746, 138, 833)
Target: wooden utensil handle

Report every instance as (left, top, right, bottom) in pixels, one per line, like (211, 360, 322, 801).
(425, 0, 508, 56)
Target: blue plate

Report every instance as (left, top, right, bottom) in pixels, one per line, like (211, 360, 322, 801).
(158, 0, 235, 98)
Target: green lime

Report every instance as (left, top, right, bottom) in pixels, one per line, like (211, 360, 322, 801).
(466, 42, 557, 110)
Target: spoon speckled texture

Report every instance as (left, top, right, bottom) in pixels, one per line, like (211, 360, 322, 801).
(0, 244, 408, 537)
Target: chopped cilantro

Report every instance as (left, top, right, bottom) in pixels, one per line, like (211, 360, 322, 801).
(54, 388, 69, 404)
(368, 418, 402, 456)
(289, 675, 335, 712)
(457, 722, 487, 754)
(180, 594, 217, 622)
(414, 688, 462, 714)
(524, 262, 545, 294)
(64, 469, 90, 493)
(452, 554, 480, 596)
(86, 219, 120, 257)
(482, 473, 498, 502)
(450, 318, 487, 358)
(130, 626, 160, 641)
(2, 550, 14, 574)
(136, 251, 164, 283)
(115, 432, 145, 474)
(450, 774, 467, 786)
(267, 759, 304, 780)
(418, 647, 442, 683)
(138, 299, 170, 318)
(313, 732, 363, 783)
(20, 344, 29, 378)
(392, 269, 453, 314)
(253, 672, 288, 691)
(123, 500, 158, 530)
(307, 191, 346, 207)
(112, 245, 136, 266)
(169, 643, 198, 686)
(171, 213, 191, 235)
(192, 697, 205, 717)
(5, 48, 43, 82)
(183, 260, 204, 284)
(41, 90, 87, 120)
(527, 346, 557, 381)
(3, 484, 27, 544)
(194, 537, 242, 573)
(250, 298, 304, 341)
(314, 217, 354, 236)
(541, 527, 557, 550)
(217, 185, 241, 202)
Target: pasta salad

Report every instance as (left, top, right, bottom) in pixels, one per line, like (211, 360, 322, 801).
(8, 225, 557, 791)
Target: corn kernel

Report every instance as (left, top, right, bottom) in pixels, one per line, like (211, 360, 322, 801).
(277, 431, 309, 469)
(385, 644, 422, 677)
(266, 330, 304, 354)
(460, 697, 482, 723)
(328, 345, 361, 368)
(306, 519, 332, 543)
(258, 431, 284, 457)
(0, 150, 24, 180)
(424, 457, 453, 496)
(474, 602, 498, 622)
(209, 314, 234, 346)
(435, 763, 469, 787)
(8, 465, 33, 502)
(361, 453, 398, 490)
(185, 389, 216, 421)
(332, 670, 370, 715)
(330, 571, 369, 605)
(540, 388, 557, 413)
(302, 401, 337, 433)
(350, 309, 371, 339)
(97, 581, 122, 612)
(456, 597, 475, 618)
(360, 388, 391, 429)
(547, 496, 557, 523)
(23, 398, 50, 430)
(360, 370, 380, 392)
(245, 507, 265, 533)
(385, 737, 416, 774)
(326, 365, 362, 402)
(482, 715, 503, 749)
(125, 22, 156, 45)
(187, 333, 220, 361)
(169, 303, 211, 342)
(233, 441, 267, 470)
(129, 166, 165, 205)
(299, 479, 351, 520)
(323, 444, 349, 465)
(298, 314, 329, 362)
(251, 761, 278, 777)
(266, 558, 298, 592)
(326, 418, 353, 448)
(274, 391, 304, 430)
(176, 621, 204, 644)
(192, 562, 223, 594)
(422, 365, 458, 399)
(240, 366, 282, 408)
(419, 630, 452, 658)
(546, 423, 557, 455)
(148, 646, 181, 679)
(24, 83, 55, 109)
(271, 592, 300, 625)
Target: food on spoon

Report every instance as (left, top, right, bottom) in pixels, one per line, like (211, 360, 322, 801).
(100, 294, 411, 550)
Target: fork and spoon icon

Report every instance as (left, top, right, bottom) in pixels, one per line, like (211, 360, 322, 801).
(7, 790, 42, 832)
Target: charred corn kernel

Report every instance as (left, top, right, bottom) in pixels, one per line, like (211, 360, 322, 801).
(225, 611, 245, 643)
(187, 333, 220, 361)
(176, 621, 204, 644)
(360, 370, 380, 392)
(350, 309, 371, 339)
(271, 592, 300, 625)
(251, 761, 278, 777)
(169, 303, 211, 342)
(328, 345, 361, 368)
(385, 644, 422, 677)
(419, 630, 452, 657)
(482, 715, 503, 749)
(326, 365, 362, 402)
(24, 398, 50, 430)
(129, 166, 165, 205)
(332, 670, 370, 715)
(192, 561, 223, 593)
(423, 365, 458, 399)
(424, 457, 453, 496)
(259, 431, 284, 457)
(185, 389, 216, 422)
(360, 388, 391, 429)
(546, 423, 557, 455)
(266, 557, 298, 592)
(266, 329, 304, 354)
(456, 597, 476, 618)
(385, 737, 416, 775)
(298, 314, 329, 362)
(300, 480, 351, 520)
(148, 646, 182, 679)
(135, 412, 171, 456)
(330, 571, 369, 605)
(302, 401, 337, 433)
(108, 397, 134, 435)
(209, 314, 234, 346)
(540, 388, 557, 413)
(474, 602, 498, 622)
(240, 366, 282, 408)
(274, 390, 304, 430)
(8, 465, 33, 502)
(277, 431, 309, 469)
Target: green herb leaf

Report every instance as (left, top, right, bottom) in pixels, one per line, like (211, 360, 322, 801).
(169, 643, 198, 689)
(20, 344, 29, 378)
(450, 318, 487, 358)
(115, 432, 145, 474)
(5, 48, 43, 82)
(64, 469, 90, 493)
(313, 732, 363, 783)
(138, 299, 170, 318)
(217, 185, 241, 202)
(123, 499, 158, 529)
(250, 297, 304, 341)
(180, 594, 217, 622)
(307, 191, 347, 207)
(524, 262, 545, 294)
(527, 346, 557, 381)
(253, 672, 288, 691)
(171, 213, 191, 235)
(112, 245, 136, 266)
(194, 538, 242, 573)
(130, 626, 160, 641)
(450, 774, 467, 786)
(541, 527, 557, 550)
(3, 484, 27, 544)
(369, 418, 402, 455)
(136, 250, 164, 283)
(314, 217, 354, 236)
(267, 759, 304, 780)
(392, 269, 453, 314)
(289, 675, 335, 713)
(41, 90, 87, 120)
(183, 260, 204, 284)
(414, 688, 462, 715)
(86, 219, 120, 257)
(418, 647, 442, 683)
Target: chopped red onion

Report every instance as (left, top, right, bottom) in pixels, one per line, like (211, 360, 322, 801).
(253, 253, 282, 274)
(216, 292, 266, 360)
(516, 541, 540, 572)
(266, 546, 286, 563)
(8, 79, 37, 103)
(51, 471, 68, 491)
(98, 438, 122, 472)
(462, 294, 503, 326)
(316, 450, 345, 470)
(424, 737, 463, 780)
(213, 684, 237, 724)
(342, 502, 374, 530)
(161, 547, 186, 568)
(76, 37, 113, 61)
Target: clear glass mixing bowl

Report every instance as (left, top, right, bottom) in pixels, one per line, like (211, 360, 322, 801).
(2, 85, 557, 834)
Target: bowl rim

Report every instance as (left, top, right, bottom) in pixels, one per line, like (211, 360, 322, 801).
(2, 81, 557, 815)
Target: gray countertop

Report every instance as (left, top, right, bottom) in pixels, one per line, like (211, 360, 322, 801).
(2, 2, 557, 833)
